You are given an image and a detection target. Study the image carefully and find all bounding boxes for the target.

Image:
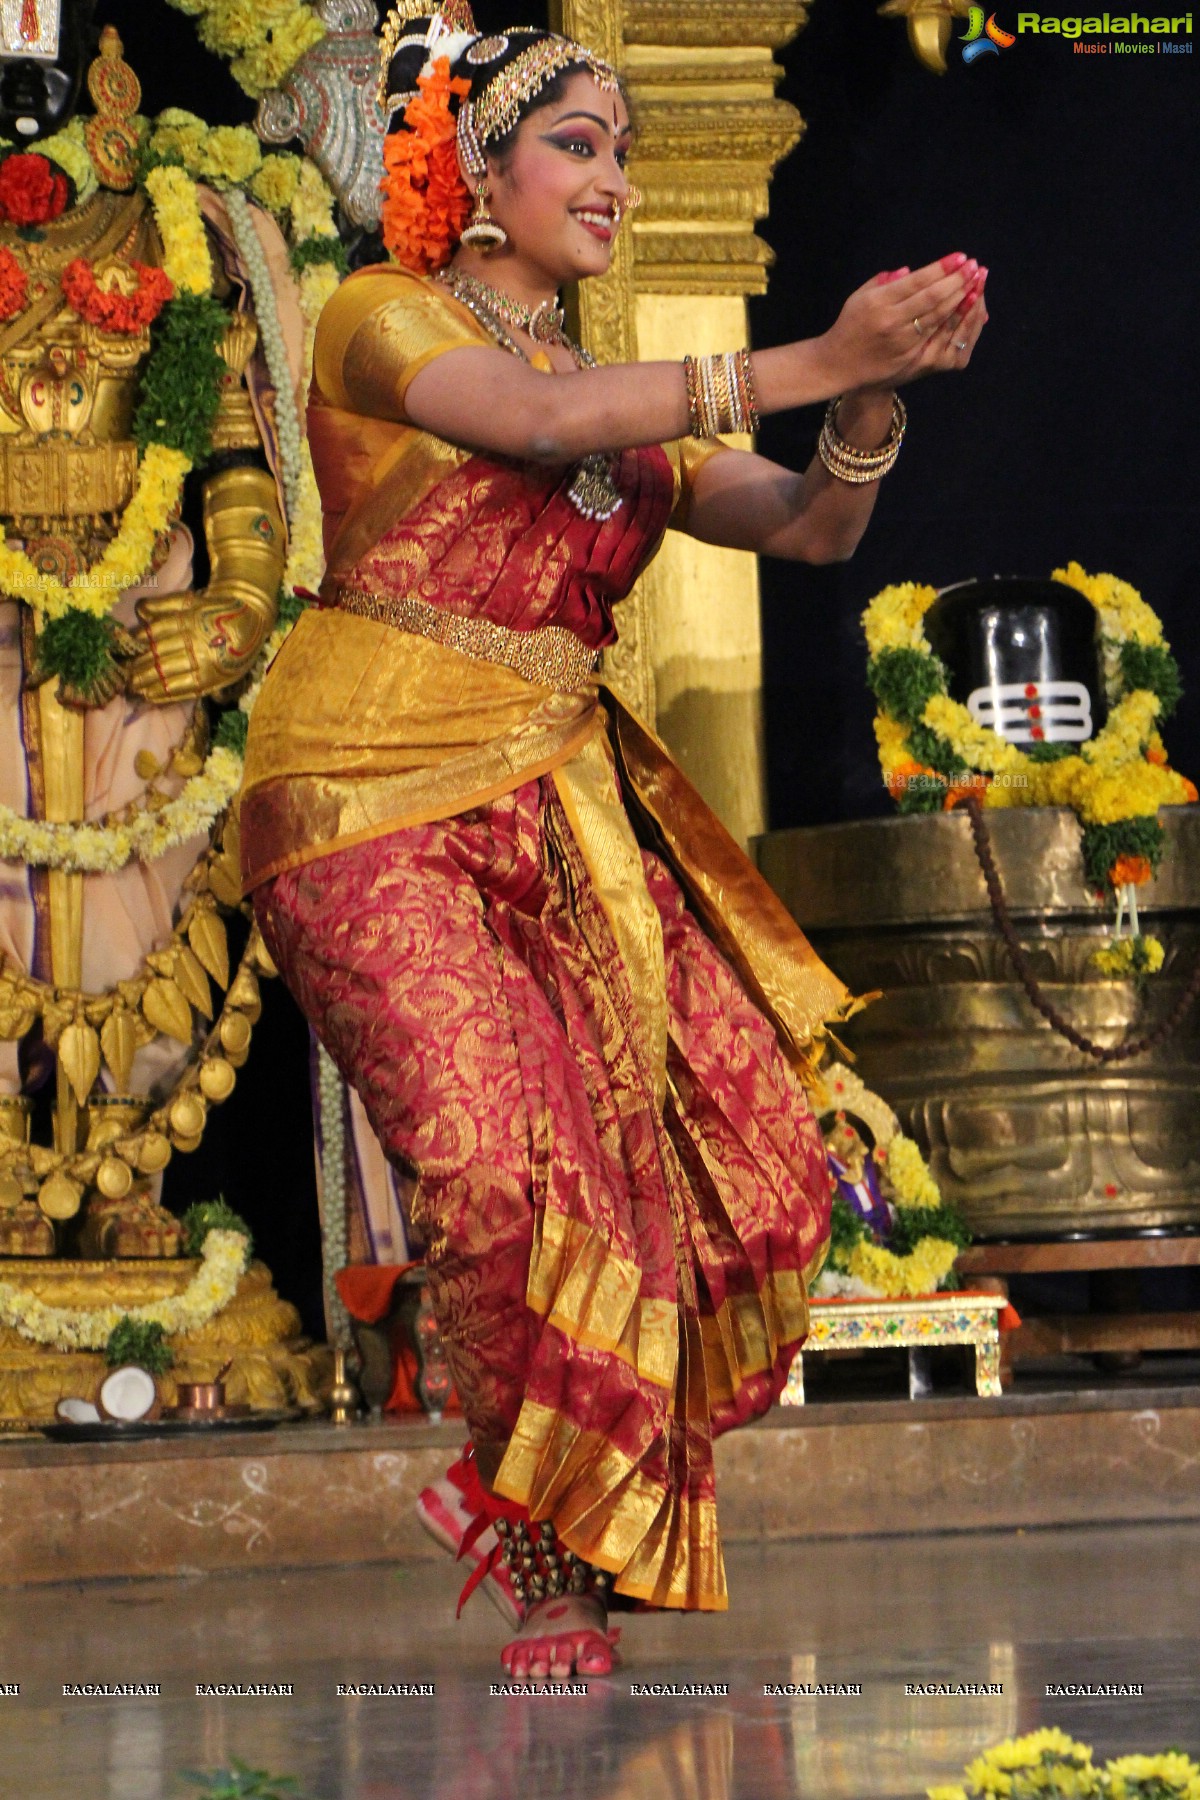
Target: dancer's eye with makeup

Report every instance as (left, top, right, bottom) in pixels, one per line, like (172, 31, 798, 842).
(546, 133, 596, 158)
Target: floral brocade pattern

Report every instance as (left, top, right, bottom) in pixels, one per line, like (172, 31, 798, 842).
(343, 443, 676, 647)
(255, 771, 832, 1608)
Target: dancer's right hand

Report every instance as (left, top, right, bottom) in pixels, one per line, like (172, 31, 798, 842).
(815, 254, 981, 392)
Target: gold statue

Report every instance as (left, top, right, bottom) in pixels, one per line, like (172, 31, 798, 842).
(0, 12, 290, 1260)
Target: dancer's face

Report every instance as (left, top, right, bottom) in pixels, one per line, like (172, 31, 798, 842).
(487, 72, 633, 287)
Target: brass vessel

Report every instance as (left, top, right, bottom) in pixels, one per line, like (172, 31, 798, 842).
(757, 807, 1200, 1237)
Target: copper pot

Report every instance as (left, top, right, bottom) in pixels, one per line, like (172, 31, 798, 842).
(175, 1381, 226, 1412)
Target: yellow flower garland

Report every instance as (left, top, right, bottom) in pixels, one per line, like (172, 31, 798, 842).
(3, 166, 215, 628)
(0, 444, 191, 622)
(819, 1063, 966, 1301)
(0, 1229, 247, 1351)
(143, 163, 215, 293)
(863, 567, 1196, 839)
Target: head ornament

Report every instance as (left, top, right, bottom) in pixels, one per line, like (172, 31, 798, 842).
(378, 4, 621, 274)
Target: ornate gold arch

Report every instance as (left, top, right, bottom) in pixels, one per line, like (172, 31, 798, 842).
(554, 0, 809, 842)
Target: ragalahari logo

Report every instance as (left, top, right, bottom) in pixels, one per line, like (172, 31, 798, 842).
(961, 6, 1018, 59)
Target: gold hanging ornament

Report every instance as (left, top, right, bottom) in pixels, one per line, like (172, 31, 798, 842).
(877, 0, 973, 73)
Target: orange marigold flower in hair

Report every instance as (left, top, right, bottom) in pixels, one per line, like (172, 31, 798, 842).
(381, 57, 472, 275)
(1109, 854, 1153, 886)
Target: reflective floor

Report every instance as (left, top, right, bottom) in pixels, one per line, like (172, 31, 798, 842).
(2, 1523, 1197, 1799)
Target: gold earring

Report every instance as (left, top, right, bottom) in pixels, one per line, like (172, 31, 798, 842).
(460, 180, 507, 252)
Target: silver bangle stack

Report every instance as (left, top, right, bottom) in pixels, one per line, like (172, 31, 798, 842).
(817, 393, 908, 484)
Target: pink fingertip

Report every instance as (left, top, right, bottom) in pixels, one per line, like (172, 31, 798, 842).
(941, 252, 968, 273)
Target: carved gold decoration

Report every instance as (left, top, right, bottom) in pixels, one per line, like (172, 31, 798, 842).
(85, 26, 142, 191)
(759, 807, 1200, 1237)
(0, 1258, 331, 1426)
(878, 0, 972, 75)
(211, 313, 263, 453)
(625, 1, 808, 44)
(0, 813, 276, 1238)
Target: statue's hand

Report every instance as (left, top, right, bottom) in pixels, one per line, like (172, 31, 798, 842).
(126, 589, 270, 704)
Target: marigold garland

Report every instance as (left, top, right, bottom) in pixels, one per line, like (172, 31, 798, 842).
(381, 57, 473, 276)
(863, 566, 1196, 968)
(166, 0, 327, 100)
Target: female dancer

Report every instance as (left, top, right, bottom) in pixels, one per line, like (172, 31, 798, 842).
(240, 2, 988, 1681)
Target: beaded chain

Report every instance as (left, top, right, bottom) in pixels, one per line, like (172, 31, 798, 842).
(434, 267, 622, 521)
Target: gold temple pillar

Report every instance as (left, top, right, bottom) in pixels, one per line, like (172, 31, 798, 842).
(557, 0, 810, 845)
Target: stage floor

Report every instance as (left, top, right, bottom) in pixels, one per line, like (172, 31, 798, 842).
(2, 1522, 1196, 1799)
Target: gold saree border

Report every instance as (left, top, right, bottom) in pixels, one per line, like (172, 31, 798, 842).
(495, 1396, 728, 1611)
(528, 1209, 679, 1391)
(552, 726, 669, 1109)
(609, 691, 869, 1080)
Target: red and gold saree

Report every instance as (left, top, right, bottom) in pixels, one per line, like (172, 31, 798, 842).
(241, 267, 861, 1611)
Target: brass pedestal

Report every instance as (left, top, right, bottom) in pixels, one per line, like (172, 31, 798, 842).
(0, 1258, 331, 1428)
(757, 807, 1200, 1238)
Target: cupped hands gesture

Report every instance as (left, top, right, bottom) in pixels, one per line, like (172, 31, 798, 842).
(818, 254, 989, 392)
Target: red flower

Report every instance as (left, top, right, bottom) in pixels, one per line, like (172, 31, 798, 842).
(0, 245, 28, 321)
(60, 258, 174, 333)
(0, 152, 69, 226)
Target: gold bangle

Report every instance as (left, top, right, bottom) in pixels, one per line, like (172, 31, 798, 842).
(683, 350, 760, 437)
(818, 393, 907, 484)
(683, 355, 705, 438)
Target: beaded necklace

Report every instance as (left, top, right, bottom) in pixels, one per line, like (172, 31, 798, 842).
(434, 267, 622, 521)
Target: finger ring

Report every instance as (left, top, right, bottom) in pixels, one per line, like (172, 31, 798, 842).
(913, 317, 925, 337)
(954, 338, 968, 352)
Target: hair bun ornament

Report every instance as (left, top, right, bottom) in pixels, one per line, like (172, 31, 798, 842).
(381, 56, 473, 275)
(378, 0, 478, 104)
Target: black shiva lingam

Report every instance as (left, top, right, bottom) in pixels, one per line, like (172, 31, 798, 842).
(923, 576, 1106, 748)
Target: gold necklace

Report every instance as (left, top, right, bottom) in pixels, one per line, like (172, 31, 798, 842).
(434, 267, 621, 522)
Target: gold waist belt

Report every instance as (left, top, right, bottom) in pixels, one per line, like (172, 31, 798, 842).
(336, 587, 599, 692)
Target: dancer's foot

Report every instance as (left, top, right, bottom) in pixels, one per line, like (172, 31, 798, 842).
(500, 1594, 620, 1681)
(415, 1474, 522, 1627)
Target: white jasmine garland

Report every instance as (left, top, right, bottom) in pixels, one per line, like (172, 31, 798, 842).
(0, 745, 242, 874)
(0, 1229, 247, 1350)
(316, 1041, 354, 1350)
(224, 188, 303, 525)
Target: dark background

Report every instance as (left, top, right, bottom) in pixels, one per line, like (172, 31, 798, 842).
(752, 0, 1199, 829)
(100, 2, 1198, 1329)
